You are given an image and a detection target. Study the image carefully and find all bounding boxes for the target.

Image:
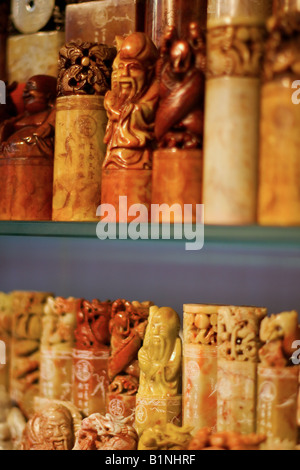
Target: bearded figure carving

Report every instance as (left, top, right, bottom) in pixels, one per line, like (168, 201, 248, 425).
(101, 32, 160, 221)
(21, 404, 75, 451)
(138, 306, 182, 397)
(103, 33, 159, 170)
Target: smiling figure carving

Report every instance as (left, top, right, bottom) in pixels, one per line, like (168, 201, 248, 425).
(21, 404, 75, 451)
(0, 75, 56, 159)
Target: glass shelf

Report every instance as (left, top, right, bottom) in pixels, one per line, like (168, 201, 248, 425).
(0, 221, 299, 247)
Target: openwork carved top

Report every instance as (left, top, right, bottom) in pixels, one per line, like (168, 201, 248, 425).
(206, 24, 266, 79)
(259, 310, 299, 367)
(218, 306, 267, 362)
(73, 413, 138, 450)
(57, 41, 116, 97)
(74, 299, 112, 350)
(263, 12, 300, 81)
(154, 23, 206, 149)
(139, 423, 193, 450)
(138, 306, 182, 397)
(184, 309, 218, 346)
(103, 32, 159, 170)
(42, 297, 80, 350)
(108, 299, 152, 396)
(12, 291, 52, 340)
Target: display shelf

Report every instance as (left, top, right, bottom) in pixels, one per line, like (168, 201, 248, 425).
(0, 221, 299, 247)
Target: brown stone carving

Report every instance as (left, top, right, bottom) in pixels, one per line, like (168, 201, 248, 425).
(107, 299, 152, 422)
(101, 32, 159, 222)
(0, 75, 56, 221)
(75, 299, 111, 350)
(73, 300, 112, 416)
(263, 13, 300, 82)
(152, 23, 205, 223)
(57, 41, 116, 97)
(103, 33, 159, 170)
(155, 24, 205, 149)
(21, 403, 75, 450)
(206, 24, 266, 79)
(0, 75, 56, 159)
(73, 413, 138, 450)
(145, 0, 208, 48)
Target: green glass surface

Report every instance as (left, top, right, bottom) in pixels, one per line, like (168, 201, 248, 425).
(0, 221, 299, 247)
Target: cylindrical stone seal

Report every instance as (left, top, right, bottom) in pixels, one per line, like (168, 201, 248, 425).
(73, 348, 110, 417)
(53, 95, 107, 221)
(258, 9, 300, 225)
(257, 365, 299, 450)
(183, 304, 219, 434)
(203, 0, 272, 225)
(152, 150, 203, 224)
(217, 305, 267, 434)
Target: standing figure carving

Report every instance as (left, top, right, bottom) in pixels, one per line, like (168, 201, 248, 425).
(103, 33, 159, 170)
(138, 306, 182, 397)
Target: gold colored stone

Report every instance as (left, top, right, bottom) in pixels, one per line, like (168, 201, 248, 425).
(138, 423, 193, 450)
(81, 57, 90, 67)
(53, 95, 107, 222)
(138, 306, 182, 398)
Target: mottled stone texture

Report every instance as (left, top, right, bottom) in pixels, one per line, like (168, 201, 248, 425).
(7, 32, 65, 84)
(53, 96, 107, 221)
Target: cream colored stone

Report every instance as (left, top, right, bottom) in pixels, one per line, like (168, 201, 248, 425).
(7, 31, 65, 83)
(217, 360, 257, 434)
(203, 77, 260, 225)
(207, 0, 272, 26)
(183, 304, 220, 315)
